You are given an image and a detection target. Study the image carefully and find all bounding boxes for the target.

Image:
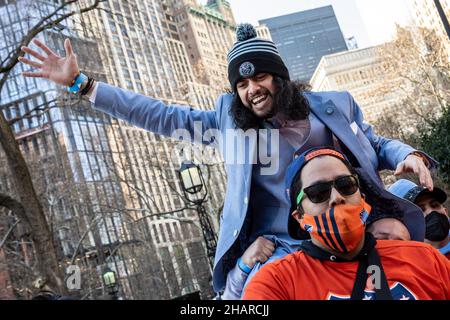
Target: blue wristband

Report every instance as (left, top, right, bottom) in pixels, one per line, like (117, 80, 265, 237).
(237, 257, 252, 274)
(67, 73, 88, 93)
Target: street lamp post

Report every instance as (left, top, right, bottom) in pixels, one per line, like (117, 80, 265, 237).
(178, 161, 217, 269)
(102, 267, 119, 300)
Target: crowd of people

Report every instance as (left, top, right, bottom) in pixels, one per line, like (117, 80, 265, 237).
(19, 23, 449, 300)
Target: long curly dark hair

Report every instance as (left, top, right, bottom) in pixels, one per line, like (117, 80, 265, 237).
(229, 76, 311, 130)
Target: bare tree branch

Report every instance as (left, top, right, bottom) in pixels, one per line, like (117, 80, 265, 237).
(0, 193, 31, 229)
(69, 214, 103, 266)
(0, 0, 109, 294)
(0, 219, 21, 251)
(0, 0, 107, 91)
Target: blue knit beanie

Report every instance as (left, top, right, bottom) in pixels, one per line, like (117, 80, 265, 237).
(227, 23, 290, 91)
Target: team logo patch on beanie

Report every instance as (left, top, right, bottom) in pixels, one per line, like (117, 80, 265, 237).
(239, 61, 255, 77)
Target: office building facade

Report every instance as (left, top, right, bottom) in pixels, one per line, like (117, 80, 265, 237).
(260, 5, 348, 82)
(0, 0, 230, 299)
(166, 0, 236, 91)
(411, 0, 450, 58)
(310, 46, 403, 123)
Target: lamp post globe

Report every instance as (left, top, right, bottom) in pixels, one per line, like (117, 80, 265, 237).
(178, 161, 217, 269)
(179, 161, 205, 201)
(102, 267, 118, 299)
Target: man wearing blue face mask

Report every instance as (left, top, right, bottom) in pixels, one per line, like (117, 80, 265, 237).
(389, 179, 450, 259)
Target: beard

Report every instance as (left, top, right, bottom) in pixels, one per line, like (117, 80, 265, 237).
(230, 76, 310, 131)
(247, 87, 277, 119)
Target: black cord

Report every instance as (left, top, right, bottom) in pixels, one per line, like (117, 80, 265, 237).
(80, 77, 94, 96)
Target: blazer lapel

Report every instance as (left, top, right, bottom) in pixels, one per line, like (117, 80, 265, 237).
(308, 95, 374, 175)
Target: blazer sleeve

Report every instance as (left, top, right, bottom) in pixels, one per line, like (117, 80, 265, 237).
(220, 264, 249, 300)
(347, 92, 438, 170)
(92, 82, 221, 146)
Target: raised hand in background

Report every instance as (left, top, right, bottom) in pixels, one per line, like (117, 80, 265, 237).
(19, 38, 79, 86)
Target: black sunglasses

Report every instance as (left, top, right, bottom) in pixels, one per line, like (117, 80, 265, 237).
(297, 174, 360, 205)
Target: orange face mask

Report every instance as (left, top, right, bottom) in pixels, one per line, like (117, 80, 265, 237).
(299, 199, 372, 254)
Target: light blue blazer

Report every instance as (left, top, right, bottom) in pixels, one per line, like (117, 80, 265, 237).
(93, 83, 435, 292)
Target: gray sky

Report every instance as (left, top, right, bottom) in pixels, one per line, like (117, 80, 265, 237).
(201, 0, 415, 49)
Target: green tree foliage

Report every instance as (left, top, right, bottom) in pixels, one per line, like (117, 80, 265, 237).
(415, 105, 450, 185)
(373, 26, 450, 192)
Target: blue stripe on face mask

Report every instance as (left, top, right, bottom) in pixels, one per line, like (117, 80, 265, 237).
(314, 215, 333, 250)
(329, 208, 348, 253)
(321, 212, 341, 253)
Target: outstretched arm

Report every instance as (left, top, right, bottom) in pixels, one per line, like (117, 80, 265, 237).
(349, 93, 437, 190)
(92, 82, 220, 141)
(20, 39, 220, 143)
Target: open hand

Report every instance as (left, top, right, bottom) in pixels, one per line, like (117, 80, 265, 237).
(394, 154, 433, 190)
(19, 38, 79, 86)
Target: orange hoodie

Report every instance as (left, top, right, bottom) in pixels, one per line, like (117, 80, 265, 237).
(243, 240, 450, 300)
